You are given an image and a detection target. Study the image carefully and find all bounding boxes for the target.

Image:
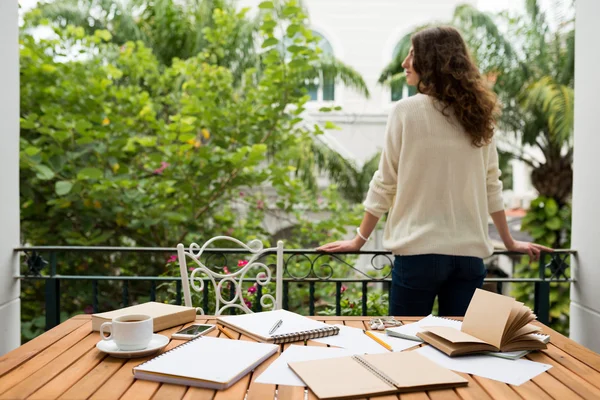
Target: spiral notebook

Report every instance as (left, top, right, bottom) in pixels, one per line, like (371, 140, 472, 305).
(288, 351, 468, 399)
(132, 337, 278, 389)
(217, 309, 339, 344)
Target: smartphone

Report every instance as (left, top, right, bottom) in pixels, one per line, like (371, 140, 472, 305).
(171, 324, 216, 340)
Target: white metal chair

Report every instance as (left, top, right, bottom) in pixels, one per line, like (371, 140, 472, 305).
(177, 236, 284, 315)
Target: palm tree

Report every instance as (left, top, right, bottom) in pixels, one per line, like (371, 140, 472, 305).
(378, 1, 574, 210)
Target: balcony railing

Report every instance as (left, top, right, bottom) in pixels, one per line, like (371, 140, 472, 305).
(15, 246, 575, 332)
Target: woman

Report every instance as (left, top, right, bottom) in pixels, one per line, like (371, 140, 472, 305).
(317, 26, 552, 317)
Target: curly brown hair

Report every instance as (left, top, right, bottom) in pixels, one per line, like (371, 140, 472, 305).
(411, 26, 498, 147)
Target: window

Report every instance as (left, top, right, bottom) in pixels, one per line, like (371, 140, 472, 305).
(391, 42, 417, 101)
(307, 31, 335, 102)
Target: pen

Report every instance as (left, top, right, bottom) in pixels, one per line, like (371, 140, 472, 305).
(364, 330, 393, 351)
(269, 319, 283, 335)
(217, 325, 236, 340)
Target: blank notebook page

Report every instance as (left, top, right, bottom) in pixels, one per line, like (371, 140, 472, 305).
(218, 309, 332, 338)
(133, 336, 278, 385)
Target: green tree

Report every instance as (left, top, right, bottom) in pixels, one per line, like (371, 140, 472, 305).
(37, 0, 370, 200)
(19, 1, 367, 339)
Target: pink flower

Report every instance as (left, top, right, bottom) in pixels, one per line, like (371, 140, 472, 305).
(247, 286, 257, 294)
(153, 161, 170, 175)
(257, 272, 266, 279)
(341, 285, 347, 293)
(244, 299, 252, 308)
(349, 302, 355, 309)
(166, 255, 177, 263)
(83, 305, 94, 314)
(188, 266, 195, 272)
(256, 199, 264, 210)
(239, 192, 245, 197)
(238, 260, 249, 267)
(223, 266, 230, 274)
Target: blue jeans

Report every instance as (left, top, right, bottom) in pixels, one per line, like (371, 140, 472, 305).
(389, 254, 487, 317)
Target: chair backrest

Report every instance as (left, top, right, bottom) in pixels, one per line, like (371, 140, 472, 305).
(177, 236, 284, 315)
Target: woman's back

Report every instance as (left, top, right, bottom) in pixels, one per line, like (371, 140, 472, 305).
(364, 93, 503, 258)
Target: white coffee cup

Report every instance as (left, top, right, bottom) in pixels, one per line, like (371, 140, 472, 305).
(100, 314, 153, 351)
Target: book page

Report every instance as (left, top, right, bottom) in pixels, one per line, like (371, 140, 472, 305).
(311, 325, 388, 354)
(462, 289, 514, 348)
(422, 326, 488, 344)
(386, 315, 462, 341)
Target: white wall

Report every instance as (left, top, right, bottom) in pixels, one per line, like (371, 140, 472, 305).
(570, 0, 600, 353)
(0, 0, 21, 355)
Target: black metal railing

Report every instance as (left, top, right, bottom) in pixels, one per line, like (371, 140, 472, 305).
(15, 246, 575, 331)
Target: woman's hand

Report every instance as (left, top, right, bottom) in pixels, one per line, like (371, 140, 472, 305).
(316, 237, 365, 253)
(506, 240, 554, 262)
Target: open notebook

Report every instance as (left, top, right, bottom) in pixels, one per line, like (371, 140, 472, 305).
(132, 337, 278, 389)
(417, 289, 549, 356)
(217, 309, 339, 344)
(288, 351, 468, 399)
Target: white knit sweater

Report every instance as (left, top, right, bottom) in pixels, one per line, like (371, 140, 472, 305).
(363, 94, 504, 258)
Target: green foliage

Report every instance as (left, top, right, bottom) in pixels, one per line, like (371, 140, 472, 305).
(19, 1, 367, 340)
(319, 285, 389, 317)
(512, 196, 572, 333)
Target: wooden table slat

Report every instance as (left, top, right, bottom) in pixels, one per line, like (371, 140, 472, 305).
(0, 321, 92, 396)
(472, 375, 522, 400)
(0, 328, 98, 400)
(532, 322, 600, 373)
(541, 344, 600, 390)
(0, 315, 598, 400)
(529, 365, 584, 400)
(510, 380, 553, 400)
(29, 347, 106, 400)
(0, 318, 88, 377)
(527, 351, 600, 400)
(427, 389, 461, 400)
(453, 372, 492, 400)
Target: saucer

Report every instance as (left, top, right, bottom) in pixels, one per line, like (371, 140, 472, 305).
(96, 334, 169, 358)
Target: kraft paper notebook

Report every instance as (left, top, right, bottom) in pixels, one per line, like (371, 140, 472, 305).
(92, 302, 196, 332)
(288, 351, 468, 399)
(133, 336, 278, 389)
(217, 309, 339, 344)
(417, 289, 549, 356)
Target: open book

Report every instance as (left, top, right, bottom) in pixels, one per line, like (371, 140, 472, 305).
(416, 289, 549, 356)
(217, 309, 339, 344)
(288, 351, 467, 399)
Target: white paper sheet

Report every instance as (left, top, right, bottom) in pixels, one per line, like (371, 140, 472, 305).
(385, 315, 462, 341)
(416, 346, 552, 385)
(310, 324, 417, 354)
(254, 345, 353, 386)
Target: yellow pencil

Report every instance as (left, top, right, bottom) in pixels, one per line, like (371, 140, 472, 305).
(364, 330, 393, 351)
(217, 325, 236, 340)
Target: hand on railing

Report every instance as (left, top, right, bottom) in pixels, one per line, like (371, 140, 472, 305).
(316, 237, 364, 253)
(505, 240, 554, 263)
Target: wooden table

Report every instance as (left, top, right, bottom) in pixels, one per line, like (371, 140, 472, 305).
(1, 315, 600, 400)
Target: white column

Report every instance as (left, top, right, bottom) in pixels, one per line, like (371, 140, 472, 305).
(570, 0, 600, 353)
(0, 0, 20, 356)
(0, 0, 20, 355)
